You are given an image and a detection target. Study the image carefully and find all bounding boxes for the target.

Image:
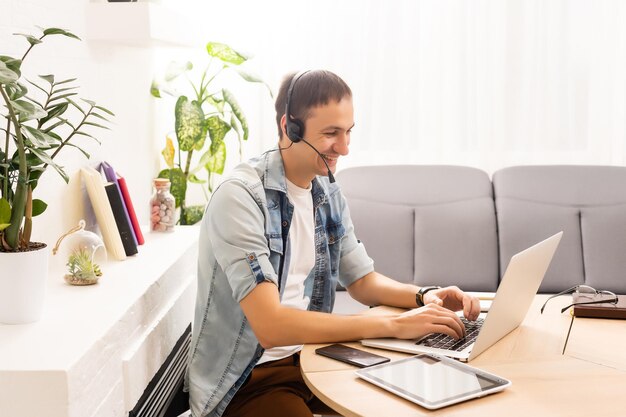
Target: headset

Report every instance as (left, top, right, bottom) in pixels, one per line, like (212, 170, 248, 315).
(284, 70, 335, 183)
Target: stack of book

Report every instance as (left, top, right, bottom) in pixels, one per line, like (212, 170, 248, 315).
(81, 162, 145, 261)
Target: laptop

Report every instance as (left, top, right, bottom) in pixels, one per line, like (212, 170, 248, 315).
(361, 231, 563, 362)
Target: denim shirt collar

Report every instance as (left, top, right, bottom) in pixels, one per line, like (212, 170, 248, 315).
(260, 148, 329, 209)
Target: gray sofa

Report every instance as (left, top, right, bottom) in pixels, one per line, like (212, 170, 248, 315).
(334, 165, 626, 302)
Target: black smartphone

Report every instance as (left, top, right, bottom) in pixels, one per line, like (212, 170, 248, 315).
(315, 344, 390, 368)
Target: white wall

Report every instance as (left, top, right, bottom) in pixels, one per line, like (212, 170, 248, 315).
(171, 0, 626, 174)
(3, 0, 626, 261)
(2, 0, 161, 267)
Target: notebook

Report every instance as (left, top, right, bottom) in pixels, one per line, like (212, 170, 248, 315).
(361, 231, 563, 362)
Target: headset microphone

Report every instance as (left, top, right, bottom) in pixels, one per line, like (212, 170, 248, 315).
(285, 70, 336, 183)
(299, 138, 335, 183)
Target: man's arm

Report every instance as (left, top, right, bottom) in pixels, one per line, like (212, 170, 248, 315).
(347, 271, 481, 321)
(240, 280, 466, 349)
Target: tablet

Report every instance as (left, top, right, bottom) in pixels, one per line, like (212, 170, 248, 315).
(355, 353, 511, 410)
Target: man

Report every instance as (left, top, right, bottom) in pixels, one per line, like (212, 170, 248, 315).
(186, 70, 480, 417)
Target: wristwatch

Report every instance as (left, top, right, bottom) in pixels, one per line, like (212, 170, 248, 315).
(415, 286, 441, 307)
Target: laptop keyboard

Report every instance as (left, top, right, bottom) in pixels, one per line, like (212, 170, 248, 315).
(416, 317, 484, 352)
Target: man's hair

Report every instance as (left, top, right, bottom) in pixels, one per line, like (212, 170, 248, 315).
(274, 70, 352, 138)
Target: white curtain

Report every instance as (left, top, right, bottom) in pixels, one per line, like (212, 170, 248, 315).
(173, 0, 626, 175)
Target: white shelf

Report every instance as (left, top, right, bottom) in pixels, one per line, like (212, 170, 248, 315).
(0, 225, 199, 417)
(86, 2, 199, 47)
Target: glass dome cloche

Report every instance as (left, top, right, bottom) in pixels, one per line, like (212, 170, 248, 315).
(53, 220, 107, 286)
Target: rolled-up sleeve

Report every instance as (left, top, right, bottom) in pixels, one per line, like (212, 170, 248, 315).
(207, 179, 278, 302)
(337, 194, 374, 288)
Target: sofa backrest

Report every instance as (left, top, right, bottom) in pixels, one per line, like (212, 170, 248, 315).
(493, 165, 626, 293)
(336, 165, 500, 291)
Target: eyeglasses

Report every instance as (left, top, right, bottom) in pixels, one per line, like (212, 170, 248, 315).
(540, 284, 619, 314)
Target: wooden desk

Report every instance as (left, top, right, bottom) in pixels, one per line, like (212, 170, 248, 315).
(301, 296, 626, 417)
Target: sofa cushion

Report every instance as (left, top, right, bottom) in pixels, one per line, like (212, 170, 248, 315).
(581, 205, 626, 293)
(493, 166, 626, 206)
(413, 198, 499, 291)
(346, 198, 414, 284)
(495, 199, 583, 292)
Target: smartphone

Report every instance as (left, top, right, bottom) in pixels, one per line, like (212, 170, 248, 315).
(315, 343, 391, 368)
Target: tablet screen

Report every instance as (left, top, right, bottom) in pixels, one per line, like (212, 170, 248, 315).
(356, 354, 510, 409)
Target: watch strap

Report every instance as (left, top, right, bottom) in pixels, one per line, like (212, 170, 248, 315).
(416, 286, 441, 307)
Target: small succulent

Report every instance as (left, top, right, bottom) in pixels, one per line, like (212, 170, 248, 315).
(66, 247, 102, 280)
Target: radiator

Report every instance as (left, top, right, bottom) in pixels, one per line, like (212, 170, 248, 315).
(129, 324, 192, 417)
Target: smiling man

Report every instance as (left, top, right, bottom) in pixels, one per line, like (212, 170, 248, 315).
(185, 70, 480, 417)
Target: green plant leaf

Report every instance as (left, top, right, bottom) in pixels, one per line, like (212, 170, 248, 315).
(14, 33, 42, 46)
(82, 121, 110, 130)
(74, 131, 102, 145)
(42, 28, 81, 40)
(57, 117, 76, 130)
(158, 168, 186, 208)
(29, 148, 69, 183)
(62, 142, 90, 159)
(55, 77, 77, 85)
(5, 82, 28, 100)
(89, 112, 111, 122)
(11, 99, 48, 122)
(25, 78, 48, 94)
(222, 89, 248, 140)
(162, 136, 175, 168)
(40, 101, 69, 125)
(94, 105, 115, 116)
(51, 86, 78, 95)
(31, 199, 47, 217)
(182, 204, 205, 225)
(0, 198, 11, 231)
(206, 95, 225, 113)
(0, 60, 19, 84)
(39, 74, 55, 84)
(150, 80, 161, 98)
(204, 140, 226, 175)
(21, 126, 58, 147)
(48, 92, 78, 103)
(206, 115, 231, 153)
(230, 114, 242, 138)
(165, 61, 193, 82)
(175, 96, 205, 151)
(206, 42, 248, 65)
(0, 55, 22, 78)
(187, 174, 206, 184)
(232, 68, 274, 98)
(81, 98, 96, 107)
(66, 98, 86, 115)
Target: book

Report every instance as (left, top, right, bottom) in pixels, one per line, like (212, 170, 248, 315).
(104, 183, 139, 256)
(116, 175, 145, 245)
(573, 293, 626, 319)
(81, 166, 127, 261)
(100, 161, 138, 246)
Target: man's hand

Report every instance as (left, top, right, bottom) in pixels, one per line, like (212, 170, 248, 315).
(394, 303, 466, 340)
(423, 286, 481, 321)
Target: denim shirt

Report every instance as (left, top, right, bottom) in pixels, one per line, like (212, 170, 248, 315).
(185, 150, 374, 417)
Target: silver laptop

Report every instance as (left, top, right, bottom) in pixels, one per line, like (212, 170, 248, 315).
(361, 231, 563, 362)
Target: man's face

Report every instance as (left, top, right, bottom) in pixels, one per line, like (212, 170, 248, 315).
(282, 97, 354, 186)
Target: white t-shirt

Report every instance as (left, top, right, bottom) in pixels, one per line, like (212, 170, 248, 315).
(257, 179, 315, 364)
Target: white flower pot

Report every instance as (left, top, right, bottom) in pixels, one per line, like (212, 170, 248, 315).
(0, 244, 49, 324)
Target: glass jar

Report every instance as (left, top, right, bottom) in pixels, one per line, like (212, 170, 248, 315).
(150, 178, 177, 232)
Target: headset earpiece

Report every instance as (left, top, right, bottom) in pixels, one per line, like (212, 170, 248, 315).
(285, 70, 310, 144)
(286, 118, 304, 143)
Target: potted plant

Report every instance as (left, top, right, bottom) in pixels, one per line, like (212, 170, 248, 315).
(151, 42, 272, 225)
(0, 27, 113, 324)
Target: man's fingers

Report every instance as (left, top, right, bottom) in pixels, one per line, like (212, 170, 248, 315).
(433, 315, 465, 339)
(427, 323, 464, 340)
